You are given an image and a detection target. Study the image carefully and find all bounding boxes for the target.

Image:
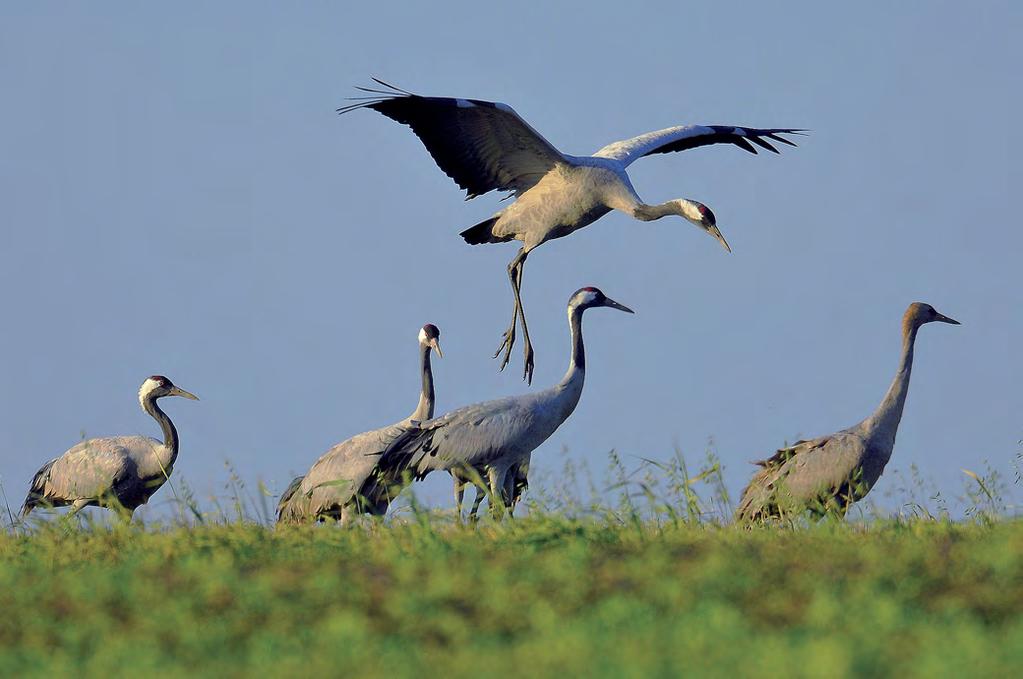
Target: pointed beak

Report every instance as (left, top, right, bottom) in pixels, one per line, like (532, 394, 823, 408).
(602, 297, 635, 314)
(708, 224, 731, 253)
(934, 312, 960, 325)
(170, 386, 200, 401)
(429, 338, 443, 358)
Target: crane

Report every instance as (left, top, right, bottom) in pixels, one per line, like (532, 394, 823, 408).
(276, 323, 442, 524)
(378, 287, 632, 517)
(20, 375, 199, 520)
(340, 79, 801, 382)
(735, 303, 959, 523)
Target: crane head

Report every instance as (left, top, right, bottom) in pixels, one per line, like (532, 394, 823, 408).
(570, 287, 635, 314)
(139, 375, 200, 406)
(419, 323, 443, 358)
(905, 303, 960, 331)
(676, 199, 731, 253)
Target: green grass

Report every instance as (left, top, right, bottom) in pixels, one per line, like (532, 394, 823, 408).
(1, 516, 1021, 677)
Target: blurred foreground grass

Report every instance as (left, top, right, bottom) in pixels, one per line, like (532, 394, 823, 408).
(1, 517, 1021, 677)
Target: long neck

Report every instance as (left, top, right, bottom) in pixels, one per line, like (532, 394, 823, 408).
(862, 323, 918, 447)
(633, 200, 686, 222)
(557, 306, 586, 389)
(143, 396, 179, 467)
(409, 344, 434, 422)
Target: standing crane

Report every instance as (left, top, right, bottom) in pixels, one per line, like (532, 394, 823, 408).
(340, 79, 801, 382)
(379, 287, 633, 516)
(20, 375, 199, 520)
(276, 324, 443, 524)
(735, 303, 959, 523)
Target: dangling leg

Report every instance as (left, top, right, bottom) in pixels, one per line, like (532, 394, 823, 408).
(495, 248, 535, 382)
(512, 256, 535, 383)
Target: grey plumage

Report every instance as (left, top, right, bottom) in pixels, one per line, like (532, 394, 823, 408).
(341, 79, 800, 382)
(275, 324, 442, 524)
(20, 375, 199, 519)
(380, 287, 632, 517)
(735, 303, 960, 523)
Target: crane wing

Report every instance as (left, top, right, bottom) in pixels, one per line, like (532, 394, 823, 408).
(339, 80, 565, 199)
(736, 431, 868, 522)
(593, 125, 803, 167)
(379, 396, 536, 478)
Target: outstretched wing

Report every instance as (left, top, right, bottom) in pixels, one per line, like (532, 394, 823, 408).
(339, 79, 565, 198)
(594, 125, 804, 167)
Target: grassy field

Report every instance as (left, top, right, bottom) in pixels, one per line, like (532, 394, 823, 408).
(1, 514, 1021, 677)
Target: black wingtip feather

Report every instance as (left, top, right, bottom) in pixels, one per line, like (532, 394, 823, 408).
(734, 137, 759, 154)
(748, 137, 780, 153)
(370, 77, 414, 96)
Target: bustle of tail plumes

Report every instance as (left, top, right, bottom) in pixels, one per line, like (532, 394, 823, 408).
(459, 217, 502, 245)
(20, 459, 56, 517)
(275, 475, 305, 523)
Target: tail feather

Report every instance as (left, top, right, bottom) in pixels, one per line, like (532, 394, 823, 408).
(21, 459, 56, 517)
(735, 468, 775, 524)
(459, 217, 501, 245)
(275, 476, 305, 524)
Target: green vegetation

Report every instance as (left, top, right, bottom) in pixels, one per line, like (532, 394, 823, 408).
(1, 450, 1019, 676)
(1, 516, 1021, 677)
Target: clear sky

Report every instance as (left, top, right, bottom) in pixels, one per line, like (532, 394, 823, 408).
(1, 2, 1019, 520)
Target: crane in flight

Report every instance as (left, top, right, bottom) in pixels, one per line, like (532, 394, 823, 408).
(340, 79, 802, 382)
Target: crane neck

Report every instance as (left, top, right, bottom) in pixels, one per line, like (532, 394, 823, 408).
(862, 323, 918, 447)
(143, 395, 179, 469)
(633, 200, 699, 223)
(558, 305, 586, 389)
(409, 343, 435, 423)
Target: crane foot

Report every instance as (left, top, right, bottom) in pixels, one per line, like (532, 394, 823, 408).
(522, 340, 534, 384)
(493, 325, 517, 372)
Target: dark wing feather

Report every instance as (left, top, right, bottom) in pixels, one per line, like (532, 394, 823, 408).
(594, 125, 805, 167)
(339, 81, 564, 198)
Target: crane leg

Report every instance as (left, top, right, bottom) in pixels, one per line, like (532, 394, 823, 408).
(68, 499, 90, 517)
(454, 476, 465, 523)
(487, 466, 509, 520)
(494, 248, 534, 383)
(468, 486, 485, 522)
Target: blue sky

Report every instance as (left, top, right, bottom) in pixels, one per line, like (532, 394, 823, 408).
(1, 2, 1019, 519)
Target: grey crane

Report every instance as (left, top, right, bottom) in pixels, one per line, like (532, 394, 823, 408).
(340, 79, 801, 382)
(735, 303, 959, 523)
(379, 287, 632, 516)
(276, 323, 443, 524)
(20, 375, 199, 520)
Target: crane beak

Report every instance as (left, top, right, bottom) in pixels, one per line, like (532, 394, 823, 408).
(170, 386, 200, 401)
(429, 338, 443, 358)
(602, 297, 635, 314)
(707, 224, 731, 253)
(934, 312, 960, 325)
